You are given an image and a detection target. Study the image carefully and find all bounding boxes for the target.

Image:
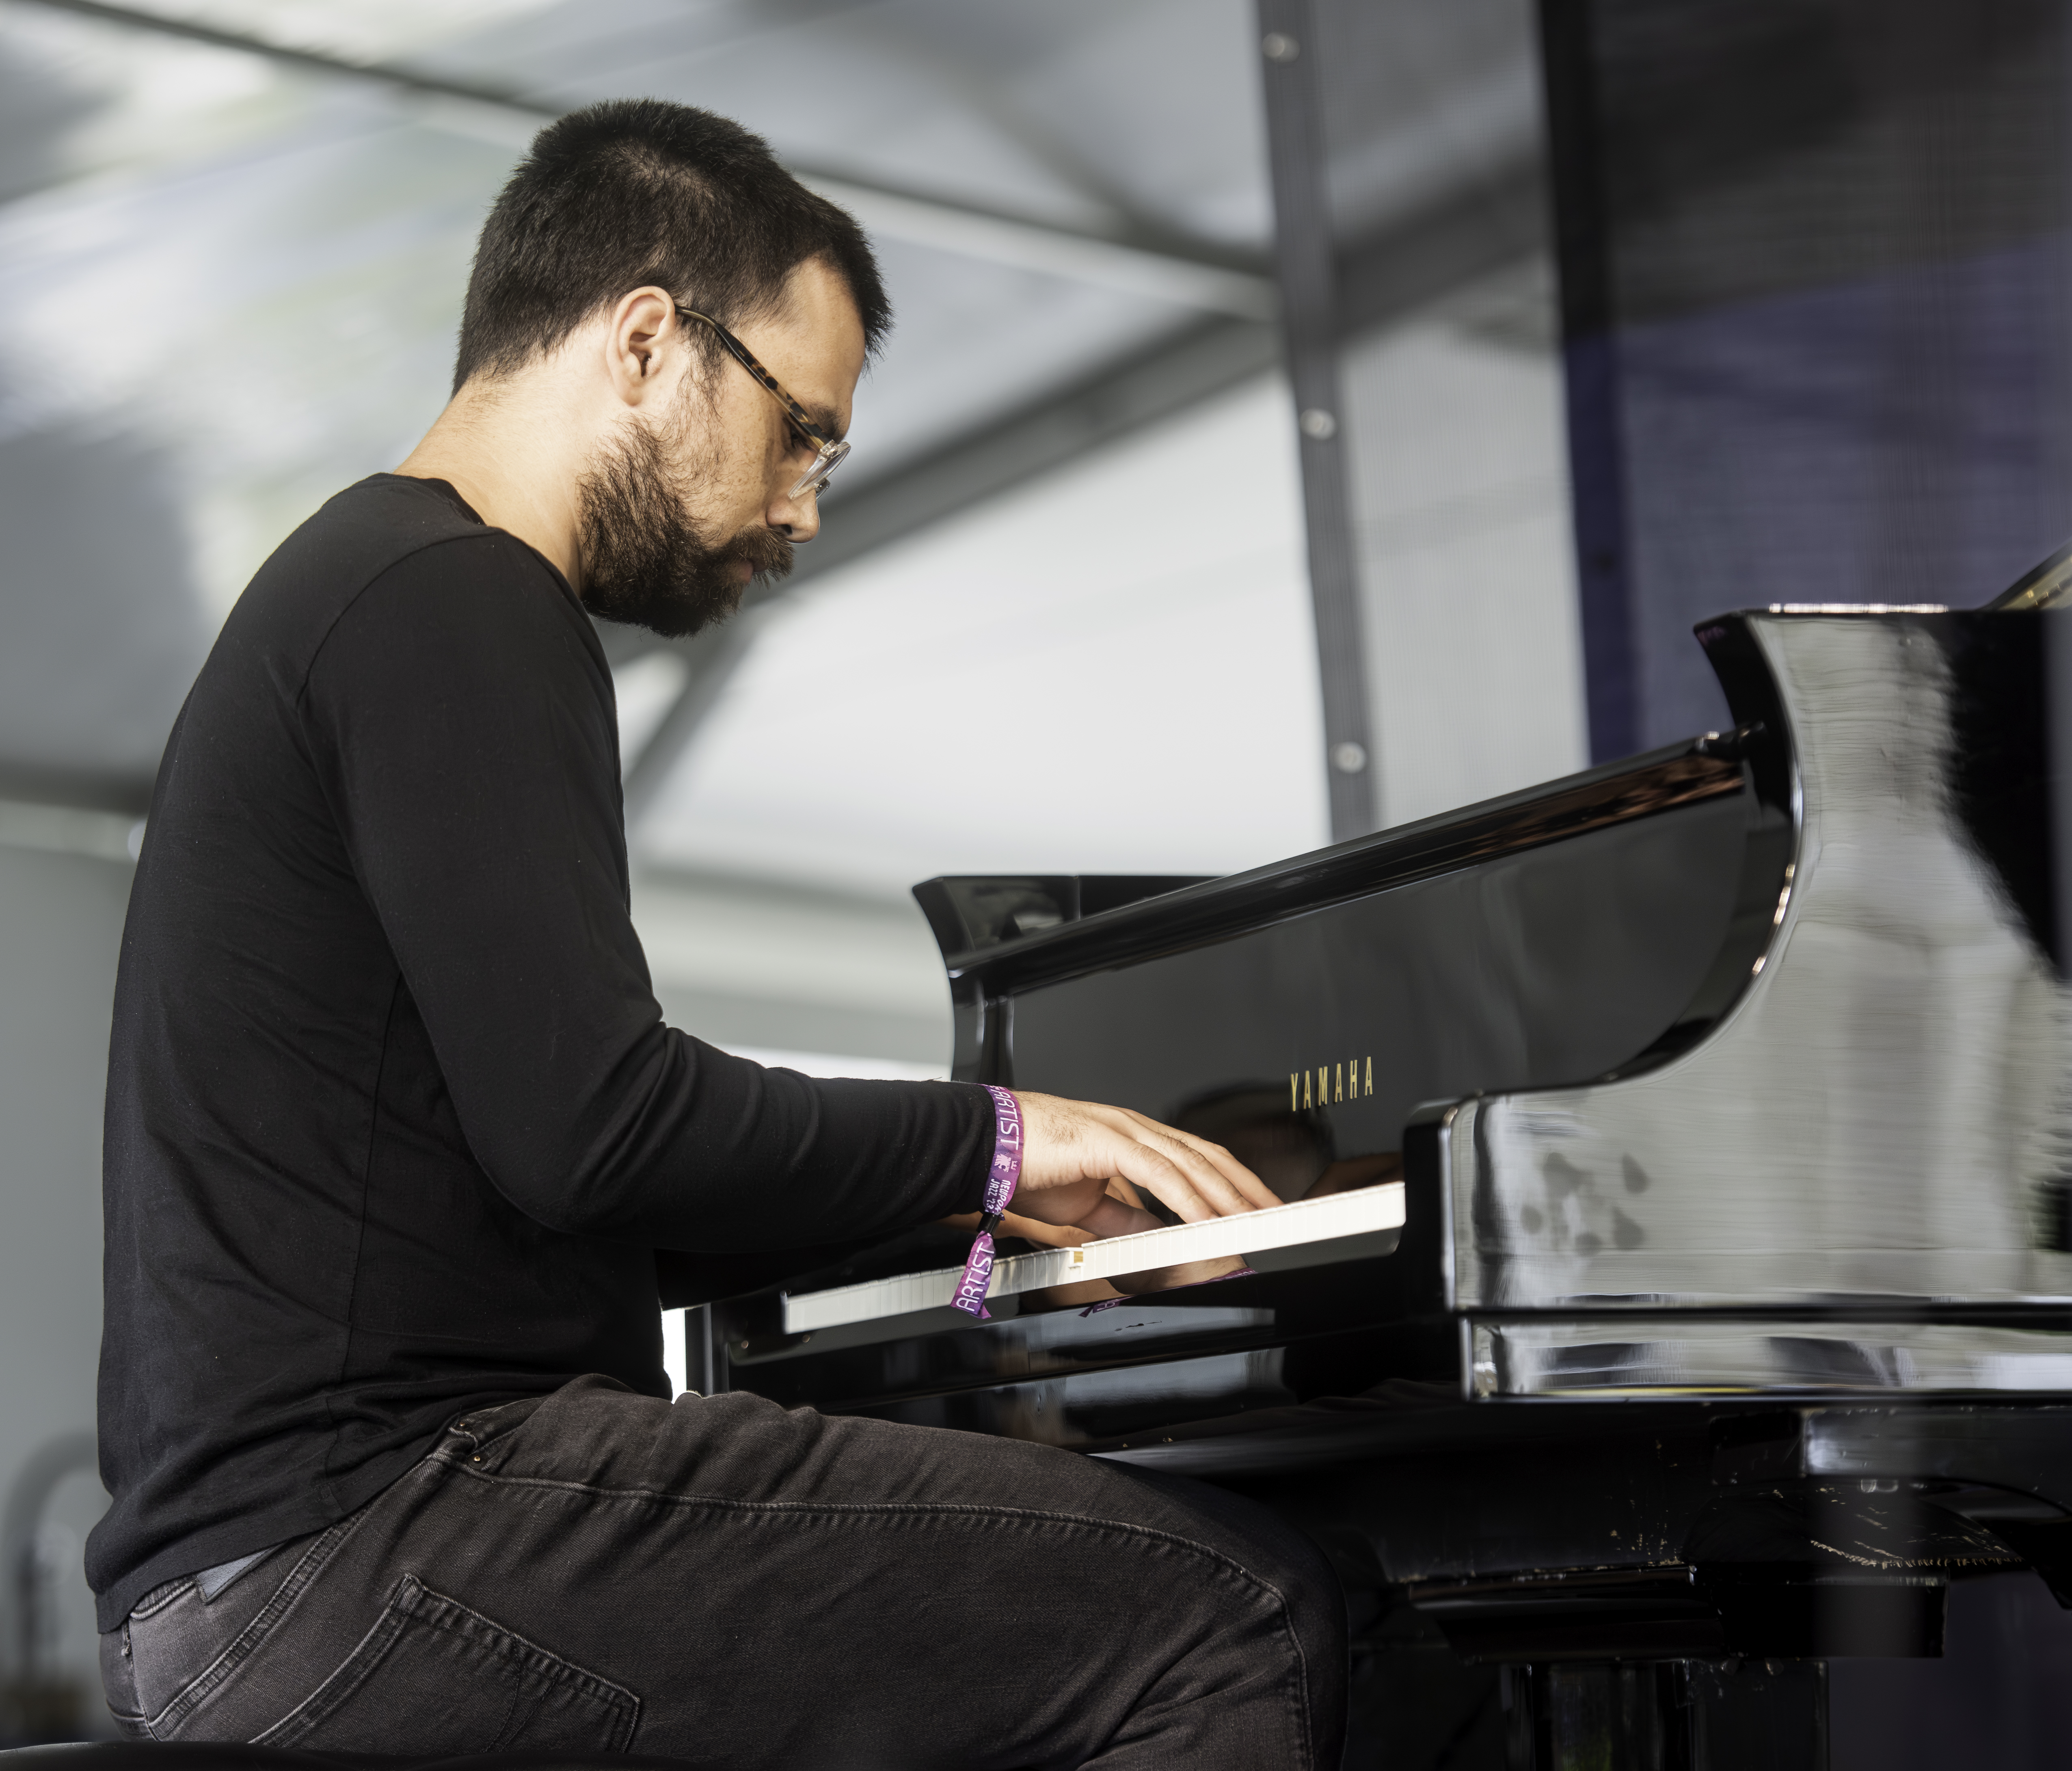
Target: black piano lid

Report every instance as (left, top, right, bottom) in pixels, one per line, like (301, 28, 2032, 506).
(914, 735, 1752, 1000)
(916, 618, 1789, 1026)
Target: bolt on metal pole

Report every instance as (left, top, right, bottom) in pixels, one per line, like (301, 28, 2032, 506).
(1257, 0, 1381, 840)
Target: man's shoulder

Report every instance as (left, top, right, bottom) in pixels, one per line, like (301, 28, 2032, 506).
(218, 475, 571, 682)
(303, 472, 497, 563)
(251, 476, 528, 617)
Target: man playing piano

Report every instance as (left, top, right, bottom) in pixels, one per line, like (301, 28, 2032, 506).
(90, 99, 1346, 1768)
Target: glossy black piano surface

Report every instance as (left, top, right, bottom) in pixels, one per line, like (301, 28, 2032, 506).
(702, 606, 2072, 1764)
(717, 743, 1761, 1429)
(709, 614, 1790, 1425)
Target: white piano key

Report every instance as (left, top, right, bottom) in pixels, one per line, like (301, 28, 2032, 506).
(783, 1182, 1405, 1335)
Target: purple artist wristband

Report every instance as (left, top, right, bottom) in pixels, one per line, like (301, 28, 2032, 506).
(950, 1085, 1024, 1320)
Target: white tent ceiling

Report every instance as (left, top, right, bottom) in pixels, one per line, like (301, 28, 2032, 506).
(0, 0, 1553, 1064)
(0, 0, 1286, 794)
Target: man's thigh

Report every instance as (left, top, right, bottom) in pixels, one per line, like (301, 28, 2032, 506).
(141, 1376, 1346, 1769)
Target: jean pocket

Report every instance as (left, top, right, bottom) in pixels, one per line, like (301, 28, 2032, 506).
(255, 1573, 640, 1755)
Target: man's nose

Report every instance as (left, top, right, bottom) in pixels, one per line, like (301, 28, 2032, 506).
(771, 484, 820, 544)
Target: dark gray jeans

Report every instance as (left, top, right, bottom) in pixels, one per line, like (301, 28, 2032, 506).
(100, 1377, 1346, 1768)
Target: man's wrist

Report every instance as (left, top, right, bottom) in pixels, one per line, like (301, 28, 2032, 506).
(950, 1086, 1024, 1320)
(978, 1085, 1022, 1227)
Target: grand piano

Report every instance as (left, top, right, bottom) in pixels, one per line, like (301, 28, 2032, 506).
(695, 599, 2072, 1768)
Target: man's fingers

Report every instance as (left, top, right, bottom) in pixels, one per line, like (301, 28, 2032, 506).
(1012, 1091, 1279, 1231)
(1124, 1114, 1283, 1210)
(1119, 1124, 1270, 1218)
(1098, 1141, 1219, 1224)
(1097, 1133, 1270, 1225)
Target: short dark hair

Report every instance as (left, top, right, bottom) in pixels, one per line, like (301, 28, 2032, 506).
(452, 99, 890, 393)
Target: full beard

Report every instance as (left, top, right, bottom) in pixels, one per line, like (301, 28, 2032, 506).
(575, 408, 793, 638)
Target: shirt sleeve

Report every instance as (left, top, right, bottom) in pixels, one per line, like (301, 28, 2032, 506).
(299, 532, 993, 1248)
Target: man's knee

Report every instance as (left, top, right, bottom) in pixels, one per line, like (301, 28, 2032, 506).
(1091, 1465, 1348, 1764)
(1099, 1466, 1348, 1663)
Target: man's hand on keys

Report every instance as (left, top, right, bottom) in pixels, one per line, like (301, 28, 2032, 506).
(1008, 1091, 1281, 1240)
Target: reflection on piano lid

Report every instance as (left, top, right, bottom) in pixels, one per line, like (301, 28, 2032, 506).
(783, 1182, 1405, 1334)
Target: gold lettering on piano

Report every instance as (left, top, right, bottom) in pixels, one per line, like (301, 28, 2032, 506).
(1287, 1053, 1374, 1110)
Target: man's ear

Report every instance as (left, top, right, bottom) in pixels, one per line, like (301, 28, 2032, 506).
(604, 286, 686, 409)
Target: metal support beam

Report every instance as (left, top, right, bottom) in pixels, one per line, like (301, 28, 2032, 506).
(10, 0, 1275, 317)
(1257, 0, 1379, 842)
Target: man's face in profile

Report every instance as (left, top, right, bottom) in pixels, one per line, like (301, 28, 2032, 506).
(575, 383, 792, 638)
(576, 259, 865, 638)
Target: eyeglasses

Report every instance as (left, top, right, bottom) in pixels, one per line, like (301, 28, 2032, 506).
(675, 307, 851, 501)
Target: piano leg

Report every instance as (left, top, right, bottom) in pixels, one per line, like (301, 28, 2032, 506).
(1498, 1659, 1826, 1770)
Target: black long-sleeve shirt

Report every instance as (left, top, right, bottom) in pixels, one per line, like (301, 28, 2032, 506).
(88, 475, 992, 1628)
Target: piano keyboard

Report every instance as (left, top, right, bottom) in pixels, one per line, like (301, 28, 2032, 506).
(783, 1182, 1406, 1335)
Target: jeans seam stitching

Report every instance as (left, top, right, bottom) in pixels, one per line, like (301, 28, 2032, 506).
(411, 1577, 642, 1746)
(129, 1579, 196, 1621)
(252, 1570, 642, 1754)
(252, 1574, 419, 1748)
(441, 1456, 1266, 1562)
(145, 1509, 368, 1736)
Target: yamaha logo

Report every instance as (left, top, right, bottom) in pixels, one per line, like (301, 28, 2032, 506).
(1290, 1056, 1373, 1110)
